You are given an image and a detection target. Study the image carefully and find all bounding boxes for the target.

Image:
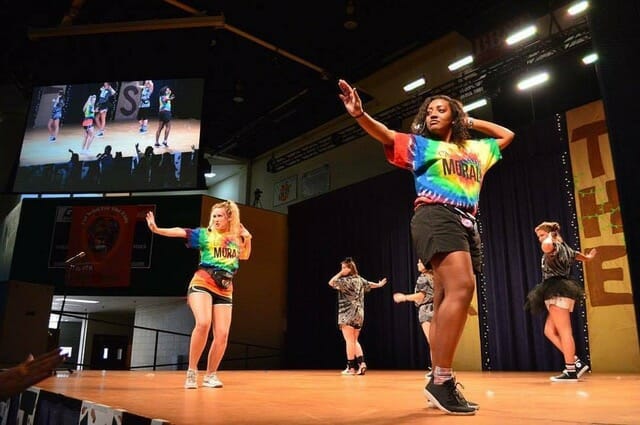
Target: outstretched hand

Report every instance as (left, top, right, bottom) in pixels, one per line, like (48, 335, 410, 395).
(378, 277, 388, 287)
(392, 292, 406, 303)
(585, 248, 597, 260)
(338, 79, 363, 117)
(0, 348, 67, 399)
(145, 211, 158, 233)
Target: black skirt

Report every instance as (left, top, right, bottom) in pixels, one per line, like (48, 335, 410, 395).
(524, 276, 585, 314)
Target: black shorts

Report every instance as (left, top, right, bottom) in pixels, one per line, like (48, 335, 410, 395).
(188, 286, 232, 305)
(137, 107, 151, 120)
(96, 102, 110, 113)
(410, 204, 482, 273)
(158, 110, 172, 123)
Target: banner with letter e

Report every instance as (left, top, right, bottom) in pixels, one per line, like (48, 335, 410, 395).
(566, 100, 640, 372)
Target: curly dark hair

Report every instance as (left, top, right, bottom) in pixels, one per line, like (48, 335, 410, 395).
(410, 94, 470, 146)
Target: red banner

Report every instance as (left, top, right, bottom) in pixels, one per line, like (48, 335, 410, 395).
(66, 205, 137, 287)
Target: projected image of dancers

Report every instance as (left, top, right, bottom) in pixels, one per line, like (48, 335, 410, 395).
(14, 78, 204, 193)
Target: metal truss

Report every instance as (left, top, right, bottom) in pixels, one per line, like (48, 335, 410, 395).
(267, 21, 592, 173)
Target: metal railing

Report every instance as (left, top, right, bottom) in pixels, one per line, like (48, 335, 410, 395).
(52, 310, 281, 371)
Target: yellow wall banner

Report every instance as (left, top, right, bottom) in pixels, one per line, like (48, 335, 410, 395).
(453, 290, 481, 371)
(566, 100, 640, 372)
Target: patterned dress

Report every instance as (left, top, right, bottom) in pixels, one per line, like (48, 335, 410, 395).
(415, 273, 434, 324)
(525, 241, 585, 314)
(332, 275, 373, 329)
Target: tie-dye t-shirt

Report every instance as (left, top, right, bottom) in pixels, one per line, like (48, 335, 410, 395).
(159, 95, 172, 112)
(184, 227, 240, 274)
(385, 133, 501, 214)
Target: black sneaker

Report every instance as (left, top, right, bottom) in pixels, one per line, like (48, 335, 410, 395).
(550, 370, 578, 382)
(424, 377, 476, 415)
(575, 359, 590, 378)
(455, 381, 480, 411)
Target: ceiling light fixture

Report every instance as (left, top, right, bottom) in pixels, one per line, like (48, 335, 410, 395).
(506, 25, 537, 46)
(54, 298, 99, 304)
(403, 77, 426, 92)
(463, 98, 488, 112)
(448, 55, 474, 71)
(517, 71, 550, 90)
(581, 52, 598, 64)
(344, 0, 358, 30)
(204, 164, 216, 178)
(232, 80, 245, 103)
(568, 1, 589, 16)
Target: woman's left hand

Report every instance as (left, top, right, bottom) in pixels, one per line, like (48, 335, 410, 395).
(239, 223, 252, 240)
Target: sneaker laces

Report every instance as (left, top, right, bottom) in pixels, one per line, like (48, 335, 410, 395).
(442, 378, 468, 406)
(453, 381, 471, 404)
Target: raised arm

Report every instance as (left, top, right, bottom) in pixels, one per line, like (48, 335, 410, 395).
(238, 223, 252, 260)
(576, 248, 597, 262)
(328, 271, 343, 288)
(467, 117, 515, 150)
(369, 277, 388, 289)
(145, 211, 186, 238)
(338, 79, 396, 146)
(0, 348, 67, 399)
(393, 291, 426, 304)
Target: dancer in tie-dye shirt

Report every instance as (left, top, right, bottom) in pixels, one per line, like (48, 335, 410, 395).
(155, 86, 174, 148)
(145, 200, 252, 389)
(48, 90, 65, 142)
(329, 257, 387, 375)
(338, 79, 514, 415)
(95, 82, 116, 138)
(136, 80, 154, 133)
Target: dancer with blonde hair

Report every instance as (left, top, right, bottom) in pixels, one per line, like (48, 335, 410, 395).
(146, 200, 252, 389)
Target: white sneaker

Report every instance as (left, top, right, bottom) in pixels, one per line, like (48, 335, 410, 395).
(341, 367, 356, 375)
(425, 368, 433, 380)
(203, 373, 223, 388)
(184, 369, 198, 389)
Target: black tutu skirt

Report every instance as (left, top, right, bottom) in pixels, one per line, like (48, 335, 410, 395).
(524, 276, 585, 314)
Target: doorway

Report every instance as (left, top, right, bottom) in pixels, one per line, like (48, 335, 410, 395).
(90, 334, 129, 370)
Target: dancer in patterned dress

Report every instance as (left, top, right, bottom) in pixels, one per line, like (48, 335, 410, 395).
(329, 257, 387, 375)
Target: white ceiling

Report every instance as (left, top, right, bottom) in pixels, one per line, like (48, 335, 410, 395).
(51, 295, 185, 316)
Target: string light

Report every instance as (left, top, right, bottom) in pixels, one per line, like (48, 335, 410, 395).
(476, 208, 492, 370)
(558, 113, 591, 365)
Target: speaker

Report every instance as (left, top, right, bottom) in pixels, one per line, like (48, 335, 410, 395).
(0, 280, 53, 367)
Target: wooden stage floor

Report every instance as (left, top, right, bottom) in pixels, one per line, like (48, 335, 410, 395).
(35, 370, 640, 424)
